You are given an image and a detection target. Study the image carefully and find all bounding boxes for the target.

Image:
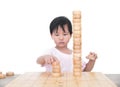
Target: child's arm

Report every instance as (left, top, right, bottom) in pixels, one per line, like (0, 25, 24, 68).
(36, 55, 59, 66)
(83, 52, 97, 72)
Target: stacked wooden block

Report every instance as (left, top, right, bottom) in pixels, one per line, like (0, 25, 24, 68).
(0, 72, 6, 79)
(73, 11, 82, 76)
(0, 71, 14, 79)
(52, 61, 61, 77)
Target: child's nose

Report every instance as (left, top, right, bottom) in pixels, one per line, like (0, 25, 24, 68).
(59, 35, 64, 39)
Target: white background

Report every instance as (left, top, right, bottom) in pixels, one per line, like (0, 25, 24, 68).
(0, 0, 120, 74)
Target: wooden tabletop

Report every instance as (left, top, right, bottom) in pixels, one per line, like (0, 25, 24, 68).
(1, 72, 117, 87)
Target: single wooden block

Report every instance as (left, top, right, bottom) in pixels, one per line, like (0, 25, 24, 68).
(52, 72, 62, 77)
(73, 43, 81, 46)
(73, 60, 81, 65)
(73, 64, 81, 68)
(73, 72, 81, 76)
(73, 11, 81, 19)
(73, 34, 81, 38)
(73, 54, 81, 58)
(73, 68, 81, 72)
(73, 19, 81, 23)
(73, 47, 81, 51)
(52, 69, 61, 73)
(73, 15, 81, 19)
(73, 27, 81, 31)
(73, 49, 81, 53)
(73, 57, 81, 60)
(0, 74, 6, 79)
(73, 22, 81, 26)
(73, 30, 81, 35)
(6, 72, 14, 76)
(52, 65, 61, 69)
(73, 39, 81, 42)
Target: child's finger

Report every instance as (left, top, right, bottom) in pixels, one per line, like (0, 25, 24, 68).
(90, 52, 95, 55)
(52, 56, 59, 63)
(45, 56, 52, 64)
(94, 53, 97, 59)
(47, 58, 51, 64)
(92, 52, 97, 58)
(90, 52, 92, 54)
(50, 56, 54, 63)
(44, 58, 49, 64)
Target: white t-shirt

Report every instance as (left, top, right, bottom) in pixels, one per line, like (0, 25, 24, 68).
(43, 47, 86, 72)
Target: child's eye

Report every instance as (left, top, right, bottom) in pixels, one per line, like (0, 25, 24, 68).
(64, 34, 68, 36)
(55, 34, 59, 36)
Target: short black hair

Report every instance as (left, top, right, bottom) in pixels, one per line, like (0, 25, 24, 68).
(49, 16, 72, 35)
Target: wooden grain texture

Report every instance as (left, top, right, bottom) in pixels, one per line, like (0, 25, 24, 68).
(5, 72, 117, 87)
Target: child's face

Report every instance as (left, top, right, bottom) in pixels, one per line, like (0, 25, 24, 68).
(51, 24, 71, 48)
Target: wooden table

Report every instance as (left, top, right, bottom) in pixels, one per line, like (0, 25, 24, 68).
(5, 72, 117, 87)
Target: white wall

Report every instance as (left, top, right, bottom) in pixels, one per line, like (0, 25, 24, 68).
(0, 0, 120, 74)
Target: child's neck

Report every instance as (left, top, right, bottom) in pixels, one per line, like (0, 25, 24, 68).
(55, 47, 72, 54)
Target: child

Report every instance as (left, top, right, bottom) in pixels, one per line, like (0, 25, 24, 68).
(36, 16, 97, 72)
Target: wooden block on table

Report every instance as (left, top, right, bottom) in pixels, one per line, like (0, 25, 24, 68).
(0, 73, 6, 79)
(6, 72, 14, 76)
(52, 72, 61, 77)
(73, 72, 81, 76)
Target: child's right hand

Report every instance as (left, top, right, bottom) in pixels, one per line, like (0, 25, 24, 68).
(43, 55, 59, 65)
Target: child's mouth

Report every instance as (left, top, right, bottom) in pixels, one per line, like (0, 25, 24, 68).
(59, 42, 64, 44)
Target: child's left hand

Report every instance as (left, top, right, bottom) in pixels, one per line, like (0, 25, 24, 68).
(86, 52, 97, 61)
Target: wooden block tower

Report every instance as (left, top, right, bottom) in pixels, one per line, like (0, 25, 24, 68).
(52, 61, 61, 77)
(73, 11, 82, 76)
